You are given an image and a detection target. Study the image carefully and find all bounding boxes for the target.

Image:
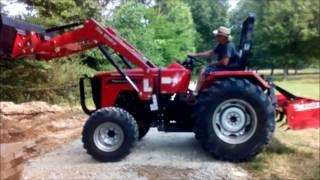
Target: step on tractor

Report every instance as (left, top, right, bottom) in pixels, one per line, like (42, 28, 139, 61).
(1, 13, 319, 162)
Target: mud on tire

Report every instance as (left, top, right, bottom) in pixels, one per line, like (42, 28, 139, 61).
(193, 78, 275, 162)
(82, 107, 138, 162)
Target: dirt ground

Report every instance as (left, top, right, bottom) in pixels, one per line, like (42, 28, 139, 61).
(0, 101, 250, 180)
(0, 101, 87, 159)
(23, 129, 250, 180)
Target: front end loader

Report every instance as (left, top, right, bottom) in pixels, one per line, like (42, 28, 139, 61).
(1, 13, 319, 162)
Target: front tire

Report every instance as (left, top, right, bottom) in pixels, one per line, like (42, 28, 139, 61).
(193, 78, 275, 162)
(82, 107, 138, 162)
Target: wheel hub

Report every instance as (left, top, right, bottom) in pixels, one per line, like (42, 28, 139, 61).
(213, 99, 257, 144)
(220, 107, 246, 132)
(93, 122, 124, 152)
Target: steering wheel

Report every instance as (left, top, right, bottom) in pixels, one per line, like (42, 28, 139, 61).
(181, 55, 197, 70)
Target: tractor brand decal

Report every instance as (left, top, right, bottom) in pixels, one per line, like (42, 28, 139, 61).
(95, 27, 117, 46)
(161, 75, 181, 86)
(143, 79, 152, 92)
(293, 102, 320, 112)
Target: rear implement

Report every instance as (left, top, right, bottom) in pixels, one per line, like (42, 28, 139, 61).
(273, 84, 320, 129)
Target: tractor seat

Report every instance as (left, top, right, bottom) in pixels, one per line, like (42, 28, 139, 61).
(225, 13, 255, 71)
(225, 51, 247, 71)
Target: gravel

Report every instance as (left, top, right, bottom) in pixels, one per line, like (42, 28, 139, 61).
(23, 128, 251, 180)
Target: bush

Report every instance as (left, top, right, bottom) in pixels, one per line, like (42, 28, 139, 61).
(0, 57, 96, 104)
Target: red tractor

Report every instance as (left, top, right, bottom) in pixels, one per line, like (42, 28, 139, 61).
(1, 14, 319, 162)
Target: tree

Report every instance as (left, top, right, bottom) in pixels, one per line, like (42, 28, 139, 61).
(112, 1, 196, 66)
(151, 0, 197, 64)
(20, 0, 103, 25)
(0, 0, 105, 103)
(183, 0, 228, 51)
(230, 0, 320, 80)
(261, 0, 319, 80)
(111, 2, 162, 65)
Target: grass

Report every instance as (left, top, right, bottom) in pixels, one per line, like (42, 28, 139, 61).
(258, 68, 320, 75)
(245, 126, 320, 180)
(243, 73, 320, 180)
(273, 74, 320, 99)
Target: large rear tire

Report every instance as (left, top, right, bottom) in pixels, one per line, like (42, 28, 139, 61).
(82, 107, 138, 162)
(193, 78, 275, 162)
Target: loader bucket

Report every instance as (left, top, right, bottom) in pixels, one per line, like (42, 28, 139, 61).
(0, 14, 46, 58)
(275, 85, 320, 130)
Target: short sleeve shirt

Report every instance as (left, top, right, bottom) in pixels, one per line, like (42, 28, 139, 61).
(213, 42, 238, 65)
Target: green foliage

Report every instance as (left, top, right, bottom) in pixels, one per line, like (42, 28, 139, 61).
(230, 0, 320, 75)
(1, 0, 198, 103)
(112, 1, 196, 66)
(0, 59, 96, 104)
(21, 0, 103, 26)
(2, 0, 318, 103)
(183, 0, 228, 51)
(0, 0, 112, 104)
(152, 0, 196, 64)
(111, 2, 162, 65)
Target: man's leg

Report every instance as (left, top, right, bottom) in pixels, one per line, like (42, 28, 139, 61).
(195, 68, 206, 93)
(195, 66, 226, 93)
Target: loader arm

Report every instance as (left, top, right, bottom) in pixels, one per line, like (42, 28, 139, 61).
(2, 17, 156, 70)
(1, 15, 157, 100)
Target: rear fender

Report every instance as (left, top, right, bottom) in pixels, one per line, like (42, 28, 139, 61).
(201, 71, 270, 90)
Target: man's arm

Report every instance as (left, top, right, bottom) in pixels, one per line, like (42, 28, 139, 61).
(211, 43, 233, 66)
(208, 56, 229, 66)
(189, 50, 214, 58)
(217, 43, 234, 66)
(216, 56, 229, 66)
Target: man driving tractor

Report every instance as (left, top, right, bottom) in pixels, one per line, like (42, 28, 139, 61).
(1, 13, 319, 164)
(189, 26, 239, 92)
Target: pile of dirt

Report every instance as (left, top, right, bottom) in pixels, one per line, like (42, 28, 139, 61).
(1, 142, 26, 180)
(0, 101, 87, 159)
